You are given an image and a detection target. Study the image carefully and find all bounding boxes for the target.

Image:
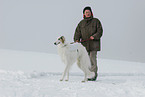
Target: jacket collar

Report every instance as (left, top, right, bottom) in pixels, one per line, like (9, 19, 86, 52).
(84, 16, 93, 21)
(84, 16, 93, 26)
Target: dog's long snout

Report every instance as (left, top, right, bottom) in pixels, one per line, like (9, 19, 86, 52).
(54, 42, 57, 45)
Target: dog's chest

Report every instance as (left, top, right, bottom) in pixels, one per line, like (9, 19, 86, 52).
(58, 46, 78, 64)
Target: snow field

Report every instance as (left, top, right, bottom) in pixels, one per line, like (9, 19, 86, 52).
(0, 49, 145, 97)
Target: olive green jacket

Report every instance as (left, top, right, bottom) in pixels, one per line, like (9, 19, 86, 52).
(74, 16, 103, 51)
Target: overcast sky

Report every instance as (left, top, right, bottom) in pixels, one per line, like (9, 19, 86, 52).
(0, 0, 145, 63)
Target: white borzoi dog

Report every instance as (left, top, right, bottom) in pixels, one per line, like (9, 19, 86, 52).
(54, 36, 95, 82)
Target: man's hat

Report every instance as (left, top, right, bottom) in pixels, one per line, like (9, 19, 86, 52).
(83, 6, 92, 14)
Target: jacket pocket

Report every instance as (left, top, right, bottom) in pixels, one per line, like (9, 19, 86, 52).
(91, 25, 97, 35)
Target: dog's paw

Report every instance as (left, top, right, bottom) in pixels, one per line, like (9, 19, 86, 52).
(65, 79, 68, 81)
(60, 79, 63, 81)
(81, 80, 86, 83)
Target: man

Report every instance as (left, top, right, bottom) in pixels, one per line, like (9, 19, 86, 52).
(74, 6, 103, 81)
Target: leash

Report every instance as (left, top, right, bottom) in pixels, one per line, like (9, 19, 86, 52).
(70, 38, 92, 44)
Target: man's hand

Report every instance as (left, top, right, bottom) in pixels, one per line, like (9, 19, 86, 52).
(75, 40, 79, 42)
(90, 36, 94, 40)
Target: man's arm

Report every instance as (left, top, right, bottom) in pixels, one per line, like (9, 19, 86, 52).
(74, 24, 82, 42)
(92, 19, 103, 40)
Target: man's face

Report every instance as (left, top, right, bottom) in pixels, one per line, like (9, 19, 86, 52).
(84, 10, 91, 18)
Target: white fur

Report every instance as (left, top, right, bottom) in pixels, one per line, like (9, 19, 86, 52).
(54, 36, 95, 82)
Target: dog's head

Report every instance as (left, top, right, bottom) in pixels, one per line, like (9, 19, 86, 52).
(54, 36, 65, 45)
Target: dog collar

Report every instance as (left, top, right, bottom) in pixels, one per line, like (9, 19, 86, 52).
(62, 44, 67, 47)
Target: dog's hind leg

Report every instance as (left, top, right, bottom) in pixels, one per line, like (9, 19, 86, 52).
(77, 59, 87, 82)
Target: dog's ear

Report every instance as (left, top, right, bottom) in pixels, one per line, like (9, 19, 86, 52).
(60, 36, 65, 44)
(60, 36, 64, 39)
(58, 36, 64, 40)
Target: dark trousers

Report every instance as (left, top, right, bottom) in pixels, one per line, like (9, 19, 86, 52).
(88, 51, 98, 75)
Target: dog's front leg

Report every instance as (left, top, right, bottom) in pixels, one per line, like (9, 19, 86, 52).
(60, 65, 69, 81)
(65, 69, 70, 81)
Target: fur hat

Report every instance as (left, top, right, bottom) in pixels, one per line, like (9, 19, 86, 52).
(83, 6, 92, 14)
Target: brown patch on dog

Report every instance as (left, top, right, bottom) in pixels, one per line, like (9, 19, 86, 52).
(59, 36, 65, 44)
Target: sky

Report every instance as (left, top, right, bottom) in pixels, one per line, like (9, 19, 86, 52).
(0, 0, 145, 63)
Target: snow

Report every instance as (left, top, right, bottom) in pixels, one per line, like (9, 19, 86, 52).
(0, 49, 145, 97)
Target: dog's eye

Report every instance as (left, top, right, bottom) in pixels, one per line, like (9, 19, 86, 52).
(60, 36, 64, 39)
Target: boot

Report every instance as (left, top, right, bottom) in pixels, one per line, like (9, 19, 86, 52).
(88, 73, 98, 81)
